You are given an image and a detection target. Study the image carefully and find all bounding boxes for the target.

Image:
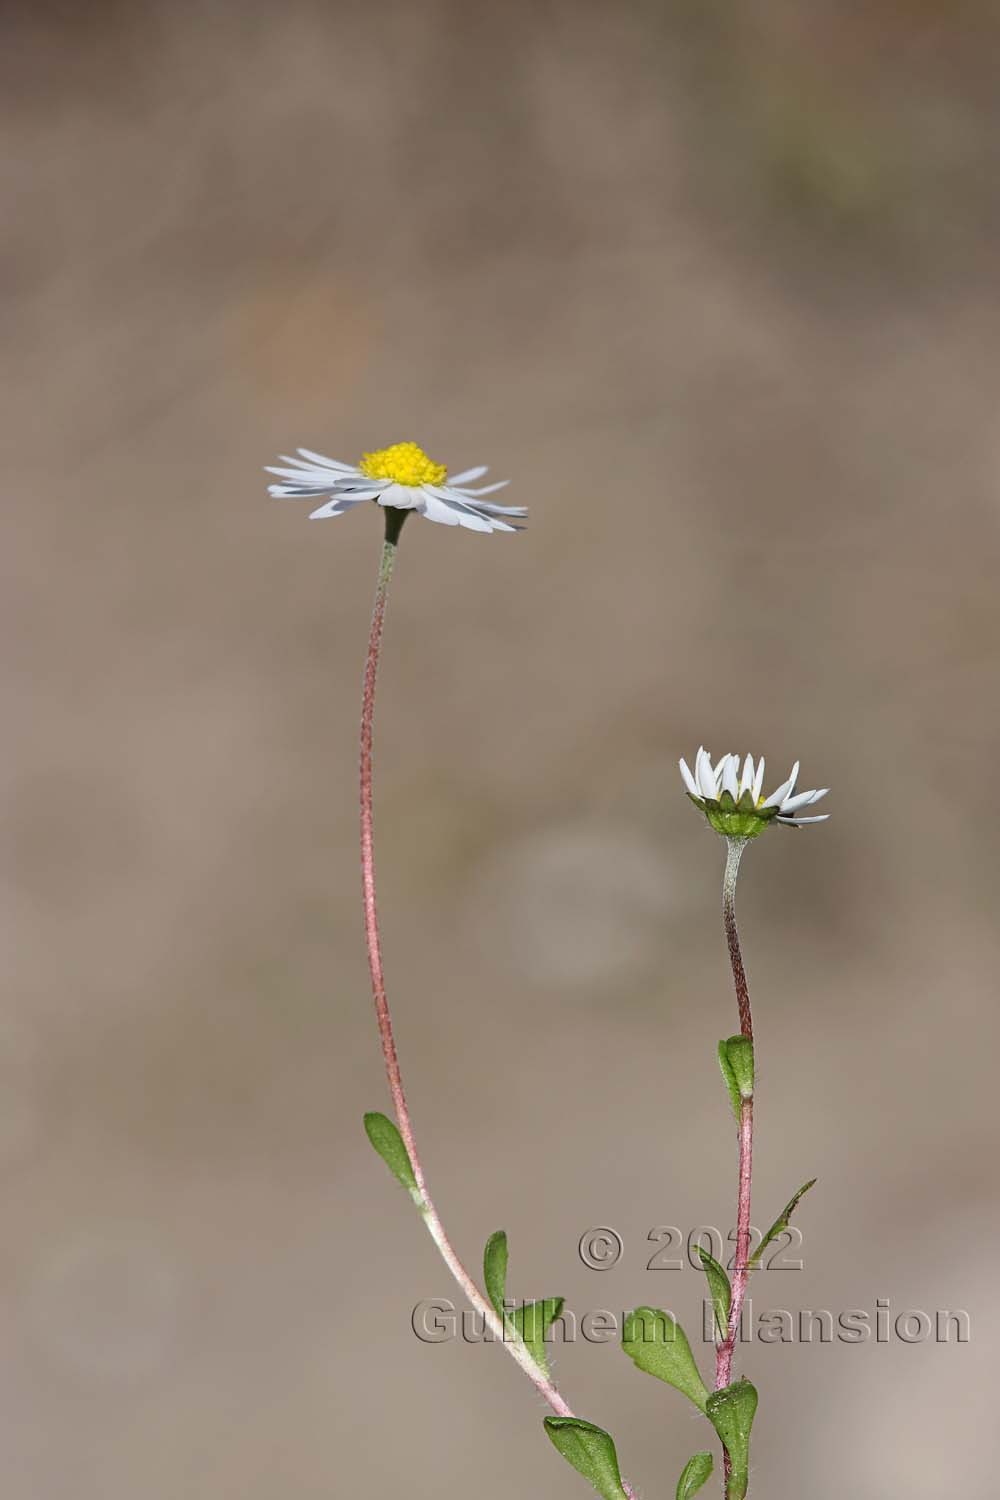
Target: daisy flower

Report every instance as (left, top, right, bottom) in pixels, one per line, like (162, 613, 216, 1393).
(265, 440, 526, 535)
(679, 747, 829, 837)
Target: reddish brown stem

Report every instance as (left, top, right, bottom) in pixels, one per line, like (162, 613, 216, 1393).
(359, 535, 421, 1182)
(358, 523, 645, 1490)
(715, 1097, 753, 1390)
(722, 838, 753, 1043)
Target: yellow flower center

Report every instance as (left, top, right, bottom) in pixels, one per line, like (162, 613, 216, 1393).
(358, 441, 447, 488)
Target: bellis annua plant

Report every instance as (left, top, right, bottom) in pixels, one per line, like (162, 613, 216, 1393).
(268, 441, 829, 1500)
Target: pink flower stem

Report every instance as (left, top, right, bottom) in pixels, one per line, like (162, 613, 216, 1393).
(715, 838, 755, 1495)
(359, 519, 640, 1493)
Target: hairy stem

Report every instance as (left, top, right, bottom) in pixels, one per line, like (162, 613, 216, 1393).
(715, 1097, 753, 1390)
(359, 518, 637, 1491)
(715, 838, 755, 1496)
(722, 836, 753, 1043)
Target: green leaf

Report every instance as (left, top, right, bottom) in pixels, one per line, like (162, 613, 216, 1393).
(621, 1307, 709, 1412)
(676, 1451, 714, 1500)
(748, 1178, 817, 1270)
(483, 1230, 509, 1319)
(696, 1247, 732, 1339)
(705, 1379, 758, 1500)
(718, 1041, 741, 1119)
(722, 1035, 754, 1099)
(363, 1112, 420, 1200)
(514, 1297, 564, 1377)
(544, 1417, 629, 1500)
(484, 1232, 562, 1373)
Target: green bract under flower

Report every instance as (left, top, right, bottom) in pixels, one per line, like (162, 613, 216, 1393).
(680, 748, 829, 837)
(701, 796, 780, 840)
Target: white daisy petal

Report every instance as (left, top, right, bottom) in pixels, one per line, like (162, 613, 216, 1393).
(377, 484, 421, 510)
(418, 490, 491, 530)
(417, 492, 461, 525)
(454, 507, 515, 534)
(777, 814, 829, 825)
(309, 496, 370, 519)
(448, 466, 489, 485)
(274, 456, 323, 471)
(722, 757, 740, 799)
(423, 486, 518, 532)
(753, 758, 765, 802)
(696, 749, 717, 799)
(739, 755, 754, 796)
(333, 480, 387, 496)
(679, 758, 701, 798)
(265, 466, 337, 487)
(762, 772, 795, 809)
(466, 513, 516, 533)
(778, 789, 822, 813)
(453, 480, 511, 497)
(466, 502, 528, 517)
(296, 449, 360, 473)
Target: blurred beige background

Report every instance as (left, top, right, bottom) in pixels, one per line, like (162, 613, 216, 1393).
(5, 1, 1000, 1495)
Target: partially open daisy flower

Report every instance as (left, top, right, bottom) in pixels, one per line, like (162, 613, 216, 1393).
(680, 747, 829, 837)
(265, 440, 526, 535)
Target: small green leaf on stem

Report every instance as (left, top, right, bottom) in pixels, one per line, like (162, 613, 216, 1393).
(676, 1451, 714, 1500)
(722, 1035, 754, 1099)
(748, 1178, 817, 1270)
(718, 1041, 741, 1119)
(621, 1307, 709, 1412)
(543, 1417, 630, 1500)
(363, 1112, 420, 1199)
(514, 1297, 564, 1376)
(483, 1230, 509, 1318)
(696, 1247, 732, 1339)
(483, 1233, 563, 1372)
(706, 1379, 758, 1500)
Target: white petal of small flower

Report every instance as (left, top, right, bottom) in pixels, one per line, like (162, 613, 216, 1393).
(739, 755, 754, 797)
(296, 448, 360, 472)
(422, 485, 521, 532)
(309, 494, 379, 518)
(466, 501, 528, 516)
(778, 789, 822, 814)
(753, 758, 765, 802)
(722, 756, 740, 799)
(777, 814, 830, 825)
(377, 484, 421, 510)
(421, 488, 495, 531)
(696, 747, 717, 799)
(452, 480, 511, 497)
(679, 757, 700, 798)
(448, 466, 489, 485)
(762, 762, 798, 808)
(265, 454, 364, 495)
